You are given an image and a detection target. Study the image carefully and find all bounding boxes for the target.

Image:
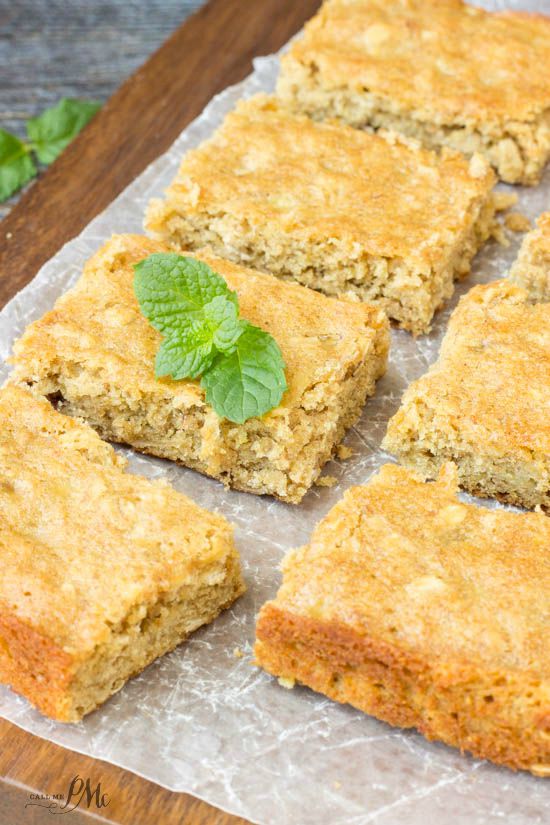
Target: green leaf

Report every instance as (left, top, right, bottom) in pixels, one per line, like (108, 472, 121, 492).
(134, 253, 287, 421)
(155, 324, 216, 380)
(200, 322, 287, 423)
(27, 98, 101, 164)
(134, 253, 238, 334)
(204, 297, 244, 352)
(0, 130, 36, 201)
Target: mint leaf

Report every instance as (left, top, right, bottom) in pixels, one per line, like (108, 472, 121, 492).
(134, 253, 287, 422)
(155, 324, 216, 380)
(134, 254, 238, 334)
(0, 130, 36, 200)
(27, 98, 101, 164)
(204, 296, 243, 352)
(134, 253, 243, 375)
(201, 322, 287, 424)
(154, 305, 243, 381)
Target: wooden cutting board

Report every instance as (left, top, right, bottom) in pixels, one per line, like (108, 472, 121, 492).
(0, 1, 320, 822)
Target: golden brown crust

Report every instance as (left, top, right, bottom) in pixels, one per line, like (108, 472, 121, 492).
(281, 0, 550, 124)
(0, 612, 75, 721)
(383, 280, 550, 509)
(277, 1, 550, 184)
(256, 607, 550, 775)
(147, 94, 495, 271)
(146, 94, 497, 331)
(509, 211, 550, 302)
(255, 463, 550, 774)
(0, 385, 243, 721)
(9, 234, 389, 502)
(0, 384, 237, 650)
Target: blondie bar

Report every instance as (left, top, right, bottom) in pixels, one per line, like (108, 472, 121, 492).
(9, 235, 389, 504)
(0, 385, 244, 722)
(383, 281, 550, 510)
(509, 212, 550, 302)
(146, 94, 497, 334)
(278, 0, 550, 185)
(255, 463, 550, 775)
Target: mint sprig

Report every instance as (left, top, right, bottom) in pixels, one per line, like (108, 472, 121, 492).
(27, 99, 101, 165)
(0, 131, 36, 201)
(134, 254, 288, 423)
(201, 323, 287, 423)
(0, 98, 100, 202)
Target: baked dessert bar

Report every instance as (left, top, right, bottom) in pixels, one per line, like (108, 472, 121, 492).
(255, 463, 550, 775)
(146, 94, 497, 335)
(0, 385, 244, 722)
(509, 212, 550, 302)
(277, 0, 550, 185)
(9, 234, 389, 504)
(383, 281, 550, 510)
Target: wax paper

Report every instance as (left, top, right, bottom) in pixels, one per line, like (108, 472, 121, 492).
(0, 3, 549, 822)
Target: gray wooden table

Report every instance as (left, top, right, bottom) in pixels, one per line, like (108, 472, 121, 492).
(0, 0, 205, 218)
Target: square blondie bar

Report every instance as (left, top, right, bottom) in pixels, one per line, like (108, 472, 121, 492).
(146, 94, 497, 334)
(9, 234, 389, 504)
(0, 385, 244, 722)
(255, 463, 550, 775)
(509, 212, 550, 302)
(383, 281, 550, 510)
(278, 0, 550, 185)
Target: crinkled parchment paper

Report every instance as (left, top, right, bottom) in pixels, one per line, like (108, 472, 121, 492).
(1, 3, 549, 822)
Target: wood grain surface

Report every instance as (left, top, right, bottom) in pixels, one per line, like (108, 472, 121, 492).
(0, 0, 320, 306)
(0, 0, 321, 823)
(0, 0, 206, 219)
(1, 1, 205, 130)
(0, 719, 249, 825)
